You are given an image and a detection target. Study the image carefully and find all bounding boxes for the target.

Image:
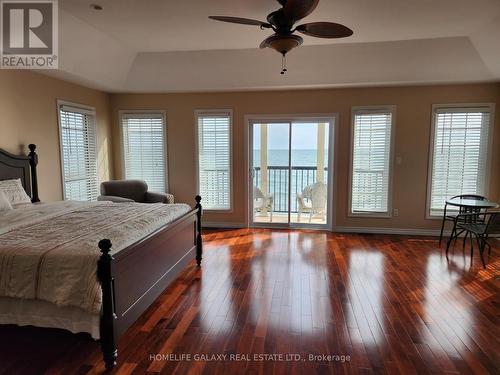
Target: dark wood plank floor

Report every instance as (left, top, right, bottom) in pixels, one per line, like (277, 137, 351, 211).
(0, 229, 498, 375)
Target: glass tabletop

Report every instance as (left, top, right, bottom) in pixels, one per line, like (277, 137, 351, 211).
(445, 197, 499, 208)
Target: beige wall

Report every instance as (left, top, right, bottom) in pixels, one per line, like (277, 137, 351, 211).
(111, 83, 500, 231)
(0, 70, 113, 201)
(497, 84, 500, 201)
(0, 71, 497, 232)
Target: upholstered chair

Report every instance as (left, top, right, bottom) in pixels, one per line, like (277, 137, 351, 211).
(98, 180, 174, 204)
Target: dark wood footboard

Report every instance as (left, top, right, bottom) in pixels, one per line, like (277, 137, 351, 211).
(1, 145, 202, 370)
(97, 196, 203, 370)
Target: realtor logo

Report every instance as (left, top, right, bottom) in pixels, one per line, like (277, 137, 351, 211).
(1, 0, 58, 69)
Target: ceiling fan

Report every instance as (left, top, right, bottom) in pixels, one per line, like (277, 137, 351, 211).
(209, 0, 353, 74)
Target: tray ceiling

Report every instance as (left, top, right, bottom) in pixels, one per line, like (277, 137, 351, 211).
(43, 0, 500, 92)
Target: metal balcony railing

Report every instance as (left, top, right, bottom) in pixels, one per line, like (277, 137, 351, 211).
(253, 166, 328, 213)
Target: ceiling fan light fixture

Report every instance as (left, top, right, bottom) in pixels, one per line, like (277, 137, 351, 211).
(262, 34, 303, 55)
(209, 0, 353, 74)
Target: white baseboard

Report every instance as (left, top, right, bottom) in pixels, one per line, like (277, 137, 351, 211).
(203, 222, 247, 229)
(202, 223, 449, 237)
(334, 226, 446, 236)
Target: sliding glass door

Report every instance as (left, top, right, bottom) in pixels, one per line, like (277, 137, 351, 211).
(249, 117, 334, 229)
(252, 122, 290, 224)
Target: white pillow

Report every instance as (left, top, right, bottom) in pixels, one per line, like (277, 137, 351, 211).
(0, 191, 13, 212)
(0, 178, 32, 207)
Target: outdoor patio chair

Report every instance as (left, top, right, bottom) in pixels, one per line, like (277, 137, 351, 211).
(253, 186, 273, 220)
(297, 182, 327, 223)
(454, 210, 500, 268)
(439, 194, 486, 244)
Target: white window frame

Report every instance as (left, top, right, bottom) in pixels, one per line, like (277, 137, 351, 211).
(426, 103, 495, 219)
(119, 110, 168, 192)
(194, 109, 233, 212)
(57, 100, 98, 201)
(348, 105, 396, 218)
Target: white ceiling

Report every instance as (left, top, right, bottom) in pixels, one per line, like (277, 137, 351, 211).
(44, 0, 500, 92)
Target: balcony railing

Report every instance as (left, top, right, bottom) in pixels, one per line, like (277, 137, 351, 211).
(253, 166, 328, 213)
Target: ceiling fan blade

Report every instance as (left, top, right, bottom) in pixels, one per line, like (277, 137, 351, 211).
(296, 22, 353, 38)
(283, 0, 319, 22)
(209, 16, 271, 28)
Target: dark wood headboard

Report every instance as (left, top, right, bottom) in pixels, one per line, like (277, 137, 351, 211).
(0, 144, 40, 202)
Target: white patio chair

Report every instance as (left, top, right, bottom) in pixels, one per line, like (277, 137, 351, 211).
(253, 186, 273, 220)
(297, 182, 327, 222)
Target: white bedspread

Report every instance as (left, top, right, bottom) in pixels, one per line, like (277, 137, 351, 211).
(0, 201, 191, 314)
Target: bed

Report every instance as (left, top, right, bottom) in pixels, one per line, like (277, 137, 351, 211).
(0, 144, 203, 370)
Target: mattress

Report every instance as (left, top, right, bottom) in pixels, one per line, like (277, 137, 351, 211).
(0, 296, 100, 339)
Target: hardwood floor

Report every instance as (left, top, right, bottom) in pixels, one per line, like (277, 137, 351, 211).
(0, 229, 498, 375)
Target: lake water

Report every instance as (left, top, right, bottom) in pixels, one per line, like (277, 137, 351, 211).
(253, 149, 328, 167)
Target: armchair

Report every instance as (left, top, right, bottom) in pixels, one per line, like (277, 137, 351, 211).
(98, 180, 174, 204)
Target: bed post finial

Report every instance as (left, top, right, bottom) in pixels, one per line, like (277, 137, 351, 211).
(195, 195, 203, 266)
(98, 239, 112, 254)
(97, 239, 117, 371)
(28, 144, 40, 203)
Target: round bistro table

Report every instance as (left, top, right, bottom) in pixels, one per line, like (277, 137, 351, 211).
(445, 197, 499, 211)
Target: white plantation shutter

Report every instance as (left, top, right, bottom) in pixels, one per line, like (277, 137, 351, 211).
(429, 106, 492, 216)
(121, 113, 166, 193)
(197, 112, 231, 210)
(58, 104, 98, 201)
(351, 109, 393, 214)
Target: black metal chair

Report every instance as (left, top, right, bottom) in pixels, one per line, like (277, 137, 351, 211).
(439, 194, 486, 245)
(450, 211, 500, 268)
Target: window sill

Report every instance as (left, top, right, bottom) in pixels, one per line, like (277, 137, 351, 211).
(426, 214, 445, 220)
(348, 212, 392, 219)
(203, 208, 233, 214)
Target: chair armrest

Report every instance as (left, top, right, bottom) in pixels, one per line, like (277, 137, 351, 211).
(455, 212, 485, 219)
(296, 194, 305, 207)
(454, 211, 490, 225)
(265, 195, 273, 209)
(98, 195, 134, 203)
(145, 191, 175, 204)
(456, 209, 500, 220)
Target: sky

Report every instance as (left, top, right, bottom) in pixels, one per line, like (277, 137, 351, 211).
(253, 122, 330, 150)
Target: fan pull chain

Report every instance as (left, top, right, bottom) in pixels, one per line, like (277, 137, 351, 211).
(281, 53, 287, 75)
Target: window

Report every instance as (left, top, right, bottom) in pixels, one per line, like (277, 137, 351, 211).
(58, 101, 98, 201)
(121, 112, 167, 193)
(350, 107, 394, 215)
(196, 111, 232, 210)
(428, 104, 493, 216)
